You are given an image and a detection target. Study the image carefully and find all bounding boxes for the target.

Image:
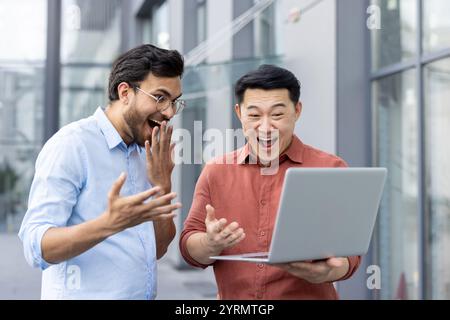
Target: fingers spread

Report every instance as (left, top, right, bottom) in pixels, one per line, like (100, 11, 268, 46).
(140, 202, 182, 217)
(145, 212, 177, 222)
(145, 140, 152, 162)
(220, 222, 240, 238)
(226, 232, 246, 247)
(128, 186, 161, 205)
(160, 122, 169, 151)
(225, 227, 243, 242)
(151, 126, 160, 153)
(167, 125, 173, 143)
(109, 172, 127, 200)
(146, 192, 177, 208)
(216, 218, 228, 232)
(205, 204, 216, 223)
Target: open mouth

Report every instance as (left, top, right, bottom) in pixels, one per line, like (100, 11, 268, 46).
(257, 136, 278, 148)
(147, 118, 162, 129)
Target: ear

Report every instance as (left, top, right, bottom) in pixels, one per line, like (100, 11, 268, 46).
(295, 101, 302, 121)
(234, 104, 242, 121)
(117, 82, 132, 104)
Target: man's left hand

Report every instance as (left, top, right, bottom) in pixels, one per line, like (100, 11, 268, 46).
(146, 121, 175, 194)
(274, 257, 349, 284)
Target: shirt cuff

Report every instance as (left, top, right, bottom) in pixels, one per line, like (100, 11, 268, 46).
(21, 224, 58, 270)
(179, 230, 214, 269)
(337, 256, 361, 281)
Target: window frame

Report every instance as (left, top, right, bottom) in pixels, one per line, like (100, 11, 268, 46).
(370, 0, 450, 300)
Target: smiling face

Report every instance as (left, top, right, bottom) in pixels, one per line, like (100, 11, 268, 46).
(119, 73, 182, 147)
(235, 88, 301, 164)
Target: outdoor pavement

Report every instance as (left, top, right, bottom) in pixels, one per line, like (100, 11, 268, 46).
(0, 233, 217, 300)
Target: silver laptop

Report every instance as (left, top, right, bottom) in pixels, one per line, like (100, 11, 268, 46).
(210, 168, 387, 264)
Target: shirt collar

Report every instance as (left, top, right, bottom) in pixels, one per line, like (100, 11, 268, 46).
(94, 107, 127, 151)
(237, 134, 304, 165)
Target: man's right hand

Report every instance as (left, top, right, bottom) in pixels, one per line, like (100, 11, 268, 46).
(101, 172, 181, 234)
(41, 172, 181, 265)
(202, 204, 246, 255)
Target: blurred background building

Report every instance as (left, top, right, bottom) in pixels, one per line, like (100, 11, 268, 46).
(0, 0, 449, 300)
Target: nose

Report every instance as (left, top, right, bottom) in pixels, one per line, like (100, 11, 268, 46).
(160, 104, 175, 120)
(258, 116, 273, 134)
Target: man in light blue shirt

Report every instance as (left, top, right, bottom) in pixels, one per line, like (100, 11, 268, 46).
(19, 44, 186, 299)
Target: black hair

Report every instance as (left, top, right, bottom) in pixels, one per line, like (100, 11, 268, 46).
(234, 64, 301, 104)
(108, 44, 184, 101)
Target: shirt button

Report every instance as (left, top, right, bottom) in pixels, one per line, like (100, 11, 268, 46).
(256, 293, 263, 299)
(258, 263, 264, 269)
(260, 200, 266, 206)
(260, 231, 265, 237)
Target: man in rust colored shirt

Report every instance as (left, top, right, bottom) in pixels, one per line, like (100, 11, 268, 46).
(179, 65, 361, 299)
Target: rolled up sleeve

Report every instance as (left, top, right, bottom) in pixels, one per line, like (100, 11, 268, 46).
(337, 256, 362, 281)
(179, 164, 214, 269)
(18, 133, 85, 270)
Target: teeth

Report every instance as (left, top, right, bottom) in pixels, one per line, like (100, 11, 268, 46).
(258, 137, 277, 142)
(258, 136, 278, 148)
(148, 119, 162, 126)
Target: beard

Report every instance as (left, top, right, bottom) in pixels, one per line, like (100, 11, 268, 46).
(123, 103, 148, 147)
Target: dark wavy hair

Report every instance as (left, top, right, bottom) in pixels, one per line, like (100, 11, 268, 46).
(108, 44, 184, 101)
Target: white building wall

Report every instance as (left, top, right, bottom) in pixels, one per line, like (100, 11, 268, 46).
(205, 0, 234, 146)
(280, 0, 337, 154)
(206, 0, 233, 64)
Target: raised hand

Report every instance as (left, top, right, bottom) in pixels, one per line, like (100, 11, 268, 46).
(102, 172, 181, 233)
(145, 122, 176, 194)
(203, 204, 246, 254)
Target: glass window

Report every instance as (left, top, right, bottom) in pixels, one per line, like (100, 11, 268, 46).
(60, 66, 110, 126)
(371, 0, 417, 70)
(139, 2, 169, 49)
(254, 2, 276, 58)
(424, 58, 450, 299)
(197, 0, 207, 45)
(0, 0, 47, 232)
(60, 0, 122, 125)
(423, 0, 450, 53)
(61, 0, 122, 64)
(0, 64, 45, 232)
(0, 0, 47, 61)
(374, 69, 420, 299)
(141, 18, 153, 44)
(153, 2, 170, 49)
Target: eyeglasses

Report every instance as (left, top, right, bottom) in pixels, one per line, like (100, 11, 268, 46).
(135, 86, 185, 115)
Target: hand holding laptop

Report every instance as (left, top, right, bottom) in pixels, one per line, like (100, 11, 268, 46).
(273, 257, 349, 284)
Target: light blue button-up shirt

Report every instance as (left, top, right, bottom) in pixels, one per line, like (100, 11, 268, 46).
(19, 107, 157, 299)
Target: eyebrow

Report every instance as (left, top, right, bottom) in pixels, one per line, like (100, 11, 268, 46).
(154, 88, 183, 101)
(246, 103, 287, 110)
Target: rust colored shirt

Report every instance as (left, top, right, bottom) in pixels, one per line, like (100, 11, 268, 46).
(179, 135, 361, 300)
